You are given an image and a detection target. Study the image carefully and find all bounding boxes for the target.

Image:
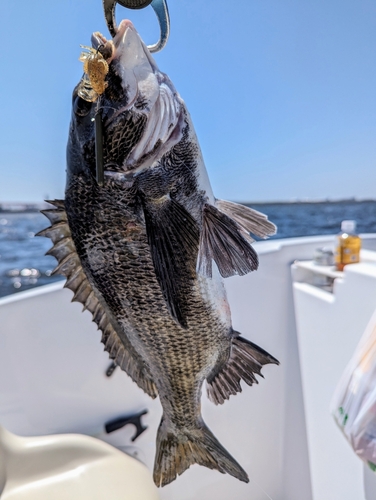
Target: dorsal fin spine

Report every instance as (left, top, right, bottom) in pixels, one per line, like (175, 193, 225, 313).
(39, 200, 158, 399)
(83, 291, 96, 312)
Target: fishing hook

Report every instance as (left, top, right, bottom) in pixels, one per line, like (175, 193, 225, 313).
(102, 0, 170, 52)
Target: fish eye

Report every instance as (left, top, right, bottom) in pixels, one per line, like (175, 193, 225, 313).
(73, 96, 93, 117)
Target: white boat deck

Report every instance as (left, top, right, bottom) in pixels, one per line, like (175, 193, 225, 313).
(1, 235, 376, 499)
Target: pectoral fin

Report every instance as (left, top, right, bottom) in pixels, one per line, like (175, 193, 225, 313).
(197, 203, 259, 278)
(142, 196, 200, 328)
(216, 199, 276, 239)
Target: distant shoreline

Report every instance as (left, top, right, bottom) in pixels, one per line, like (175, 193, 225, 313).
(0, 202, 51, 214)
(242, 199, 376, 206)
(0, 209, 43, 214)
(1, 198, 376, 214)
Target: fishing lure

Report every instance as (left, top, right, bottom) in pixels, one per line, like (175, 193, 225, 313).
(78, 46, 109, 102)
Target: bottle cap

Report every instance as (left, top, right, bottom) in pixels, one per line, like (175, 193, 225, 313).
(341, 220, 356, 233)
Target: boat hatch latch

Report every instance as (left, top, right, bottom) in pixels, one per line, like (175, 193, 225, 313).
(105, 410, 148, 441)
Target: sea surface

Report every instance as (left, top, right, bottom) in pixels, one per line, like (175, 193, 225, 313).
(1, 200, 376, 298)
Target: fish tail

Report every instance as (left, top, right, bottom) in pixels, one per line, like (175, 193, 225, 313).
(153, 418, 249, 487)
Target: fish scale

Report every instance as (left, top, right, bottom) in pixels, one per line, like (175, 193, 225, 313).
(40, 19, 279, 487)
(66, 176, 225, 423)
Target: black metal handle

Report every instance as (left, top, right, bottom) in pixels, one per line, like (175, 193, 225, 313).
(105, 410, 148, 441)
(116, 0, 153, 9)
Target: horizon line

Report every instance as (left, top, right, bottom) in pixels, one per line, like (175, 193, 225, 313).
(1, 196, 376, 209)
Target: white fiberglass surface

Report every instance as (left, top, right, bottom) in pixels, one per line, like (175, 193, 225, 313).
(0, 427, 159, 500)
(1, 235, 376, 499)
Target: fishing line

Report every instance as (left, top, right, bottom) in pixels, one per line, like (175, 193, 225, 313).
(180, 160, 197, 178)
(95, 98, 105, 186)
(96, 104, 118, 114)
(249, 475, 275, 500)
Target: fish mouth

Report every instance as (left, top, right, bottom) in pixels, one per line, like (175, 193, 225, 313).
(113, 20, 158, 76)
(113, 19, 137, 46)
(96, 19, 160, 127)
(91, 20, 135, 47)
(91, 20, 157, 71)
(91, 31, 114, 62)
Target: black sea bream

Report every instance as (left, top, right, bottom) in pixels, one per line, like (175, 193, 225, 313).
(39, 20, 279, 486)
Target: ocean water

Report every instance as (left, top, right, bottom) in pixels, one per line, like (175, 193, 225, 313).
(1, 201, 376, 298)
(248, 200, 376, 239)
(0, 213, 63, 298)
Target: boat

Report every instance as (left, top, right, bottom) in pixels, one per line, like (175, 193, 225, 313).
(2, 234, 376, 499)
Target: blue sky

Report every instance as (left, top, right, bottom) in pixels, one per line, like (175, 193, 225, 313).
(1, 0, 375, 202)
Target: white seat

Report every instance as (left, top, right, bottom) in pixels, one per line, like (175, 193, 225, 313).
(0, 426, 159, 500)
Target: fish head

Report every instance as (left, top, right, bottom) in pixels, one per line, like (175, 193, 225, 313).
(67, 20, 184, 182)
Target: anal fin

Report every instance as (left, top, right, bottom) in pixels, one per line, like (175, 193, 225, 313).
(207, 334, 279, 405)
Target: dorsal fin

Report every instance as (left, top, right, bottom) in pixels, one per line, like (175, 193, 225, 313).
(37, 200, 157, 399)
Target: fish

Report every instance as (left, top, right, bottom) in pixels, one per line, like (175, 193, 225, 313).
(38, 19, 279, 487)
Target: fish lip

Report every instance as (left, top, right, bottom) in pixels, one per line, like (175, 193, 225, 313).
(91, 31, 108, 49)
(91, 32, 115, 62)
(112, 19, 158, 71)
(113, 19, 135, 47)
(91, 20, 135, 49)
(90, 20, 136, 62)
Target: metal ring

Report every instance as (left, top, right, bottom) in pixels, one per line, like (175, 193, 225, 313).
(102, 0, 170, 53)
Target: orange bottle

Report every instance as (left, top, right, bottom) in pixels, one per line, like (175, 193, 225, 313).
(335, 220, 361, 271)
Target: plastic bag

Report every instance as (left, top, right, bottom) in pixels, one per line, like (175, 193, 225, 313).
(331, 307, 376, 470)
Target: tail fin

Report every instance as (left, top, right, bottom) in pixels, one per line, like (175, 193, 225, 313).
(153, 420, 249, 487)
